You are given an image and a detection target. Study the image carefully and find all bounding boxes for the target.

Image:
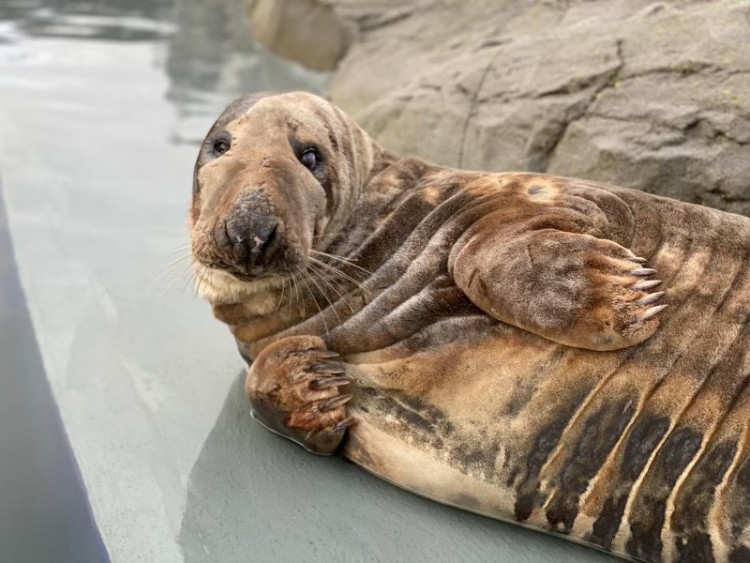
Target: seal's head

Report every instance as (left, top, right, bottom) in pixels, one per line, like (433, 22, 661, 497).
(190, 91, 378, 304)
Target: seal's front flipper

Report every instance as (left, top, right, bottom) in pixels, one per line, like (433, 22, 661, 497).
(245, 335, 355, 455)
(451, 229, 667, 351)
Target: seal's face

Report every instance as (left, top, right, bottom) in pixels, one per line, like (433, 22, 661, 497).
(189, 91, 374, 302)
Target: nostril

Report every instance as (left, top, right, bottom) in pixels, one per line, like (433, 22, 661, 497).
(218, 211, 281, 269)
(228, 221, 245, 243)
(252, 217, 277, 245)
(223, 218, 251, 257)
(259, 223, 279, 258)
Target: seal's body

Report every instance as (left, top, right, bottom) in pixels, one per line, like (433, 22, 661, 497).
(190, 92, 750, 563)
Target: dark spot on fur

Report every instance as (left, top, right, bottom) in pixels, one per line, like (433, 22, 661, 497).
(676, 532, 715, 563)
(357, 386, 503, 482)
(626, 427, 702, 562)
(732, 457, 750, 535)
(721, 456, 750, 556)
(452, 438, 501, 478)
(672, 440, 736, 559)
(528, 185, 544, 195)
(588, 495, 629, 549)
(359, 387, 453, 444)
(515, 493, 537, 522)
(621, 416, 671, 479)
(588, 414, 670, 549)
(511, 385, 591, 522)
(730, 546, 750, 563)
(545, 398, 635, 534)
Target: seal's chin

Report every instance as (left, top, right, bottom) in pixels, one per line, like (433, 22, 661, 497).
(191, 240, 315, 305)
(219, 263, 284, 283)
(193, 263, 288, 305)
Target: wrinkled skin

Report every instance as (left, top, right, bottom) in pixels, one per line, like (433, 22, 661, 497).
(190, 92, 750, 563)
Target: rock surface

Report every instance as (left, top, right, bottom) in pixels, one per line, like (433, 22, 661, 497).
(249, 0, 750, 215)
(245, 0, 352, 71)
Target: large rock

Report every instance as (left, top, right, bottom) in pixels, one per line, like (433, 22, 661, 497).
(245, 0, 352, 71)
(251, 0, 750, 215)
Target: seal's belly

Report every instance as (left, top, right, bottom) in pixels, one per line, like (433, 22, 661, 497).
(341, 244, 750, 562)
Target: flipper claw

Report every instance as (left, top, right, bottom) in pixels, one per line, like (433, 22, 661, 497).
(333, 417, 356, 432)
(631, 279, 662, 291)
(306, 348, 340, 358)
(636, 291, 665, 306)
(641, 304, 668, 321)
(310, 362, 346, 374)
(321, 394, 353, 411)
(310, 376, 352, 390)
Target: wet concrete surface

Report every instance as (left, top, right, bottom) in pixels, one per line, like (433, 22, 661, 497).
(0, 181, 108, 562)
(0, 1, 611, 561)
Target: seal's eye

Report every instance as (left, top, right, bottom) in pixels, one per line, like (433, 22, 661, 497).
(300, 148, 319, 172)
(212, 139, 230, 157)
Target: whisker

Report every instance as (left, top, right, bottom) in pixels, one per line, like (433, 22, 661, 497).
(298, 266, 328, 333)
(307, 261, 346, 300)
(310, 249, 373, 276)
(193, 266, 202, 297)
(309, 249, 359, 264)
(307, 262, 346, 323)
(194, 265, 209, 298)
(275, 278, 287, 312)
(303, 263, 342, 327)
(311, 260, 351, 309)
(309, 256, 369, 294)
(154, 254, 193, 283)
(162, 253, 194, 270)
(152, 257, 198, 294)
(163, 243, 193, 258)
(310, 261, 355, 314)
(183, 263, 200, 292)
(276, 260, 289, 312)
(291, 272, 301, 309)
(292, 271, 307, 316)
(158, 248, 195, 275)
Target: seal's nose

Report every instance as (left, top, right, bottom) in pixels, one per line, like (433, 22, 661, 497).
(220, 212, 281, 267)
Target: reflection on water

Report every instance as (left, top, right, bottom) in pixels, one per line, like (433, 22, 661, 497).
(0, 0, 174, 40)
(0, 0, 329, 143)
(164, 0, 329, 144)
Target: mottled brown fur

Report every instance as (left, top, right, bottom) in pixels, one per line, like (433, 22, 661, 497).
(190, 92, 750, 562)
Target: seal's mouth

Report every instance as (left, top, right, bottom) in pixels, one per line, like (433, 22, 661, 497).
(191, 215, 310, 284)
